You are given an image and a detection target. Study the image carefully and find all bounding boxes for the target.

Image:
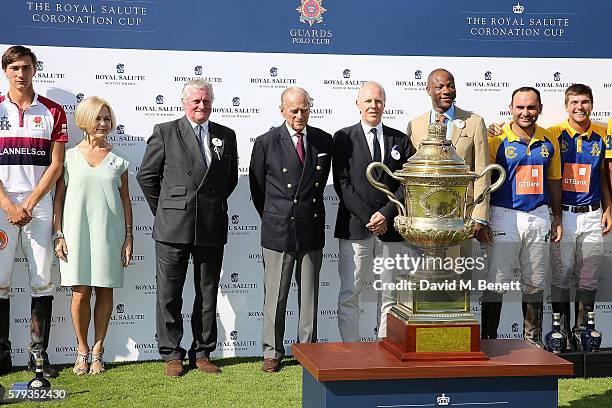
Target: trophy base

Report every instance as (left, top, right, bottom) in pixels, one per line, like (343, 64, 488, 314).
(382, 309, 487, 361)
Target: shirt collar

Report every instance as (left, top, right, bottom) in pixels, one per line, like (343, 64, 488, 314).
(6, 92, 38, 108)
(186, 117, 209, 132)
(504, 121, 546, 144)
(561, 118, 594, 139)
(360, 121, 383, 136)
(430, 104, 455, 123)
(285, 122, 307, 137)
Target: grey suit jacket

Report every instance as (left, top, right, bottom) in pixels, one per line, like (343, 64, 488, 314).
(137, 116, 238, 246)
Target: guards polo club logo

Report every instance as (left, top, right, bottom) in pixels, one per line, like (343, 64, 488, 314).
(296, 0, 326, 26)
(484, 71, 492, 80)
(270, 67, 278, 77)
(35, 61, 44, 71)
(414, 70, 422, 80)
(116, 63, 125, 74)
(156, 95, 164, 105)
(0, 230, 8, 250)
(0, 116, 11, 131)
(194, 65, 203, 75)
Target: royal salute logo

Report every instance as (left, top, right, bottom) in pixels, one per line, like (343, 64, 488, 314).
(213, 97, 261, 119)
(110, 303, 146, 326)
(249, 67, 297, 89)
(134, 341, 157, 355)
(383, 106, 406, 121)
(535, 72, 573, 93)
(322, 69, 367, 91)
(231, 215, 239, 225)
(107, 124, 146, 146)
(309, 99, 333, 119)
(248, 252, 263, 264)
(33, 59, 66, 84)
(290, 0, 332, 45)
(0, 117, 11, 131)
(172, 65, 222, 83)
(217, 329, 257, 352)
(512, 2, 525, 14)
(219, 272, 258, 294)
(343, 69, 351, 79)
(227, 213, 259, 236)
(512, 322, 520, 332)
(76, 93, 85, 103)
(297, 0, 326, 26)
(95, 62, 145, 86)
(135, 95, 182, 118)
(395, 69, 427, 92)
(436, 393, 450, 406)
(134, 282, 156, 295)
(465, 70, 510, 92)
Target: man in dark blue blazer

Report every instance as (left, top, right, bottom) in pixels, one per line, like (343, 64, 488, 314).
(249, 87, 332, 372)
(333, 81, 415, 341)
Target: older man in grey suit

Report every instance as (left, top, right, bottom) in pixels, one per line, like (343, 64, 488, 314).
(137, 80, 238, 377)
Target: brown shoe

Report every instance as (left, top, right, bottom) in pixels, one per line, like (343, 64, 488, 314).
(164, 359, 184, 377)
(192, 357, 221, 374)
(262, 358, 281, 373)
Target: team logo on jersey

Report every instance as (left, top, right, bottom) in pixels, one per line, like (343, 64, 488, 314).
(591, 143, 601, 157)
(560, 139, 569, 153)
(297, 0, 326, 26)
(540, 145, 550, 158)
(505, 146, 517, 159)
(30, 115, 45, 129)
(0, 116, 10, 130)
(0, 230, 8, 250)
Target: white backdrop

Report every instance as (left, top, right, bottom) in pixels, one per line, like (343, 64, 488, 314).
(3, 45, 612, 364)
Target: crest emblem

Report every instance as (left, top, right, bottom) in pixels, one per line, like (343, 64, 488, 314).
(116, 125, 125, 135)
(230, 330, 238, 340)
(591, 143, 601, 157)
(554, 72, 561, 82)
(512, 2, 525, 14)
(232, 97, 240, 107)
(343, 69, 351, 79)
(0, 230, 8, 250)
(270, 67, 278, 77)
(116, 63, 125, 74)
(31, 116, 44, 129)
(436, 393, 450, 406)
(194, 65, 202, 75)
(505, 146, 517, 159)
(414, 70, 422, 80)
(155, 95, 164, 105)
(511, 322, 520, 332)
(116, 304, 125, 314)
(76, 93, 85, 103)
(484, 71, 492, 80)
(540, 145, 550, 158)
(231, 273, 239, 283)
(35, 61, 44, 71)
(296, 0, 326, 26)
(560, 139, 569, 153)
(231, 214, 239, 224)
(0, 116, 11, 131)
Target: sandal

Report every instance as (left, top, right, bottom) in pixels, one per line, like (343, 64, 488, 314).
(90, 348, 106, 374)
(73, 351, 89, 375)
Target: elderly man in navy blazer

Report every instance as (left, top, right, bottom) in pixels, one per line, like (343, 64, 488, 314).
(332, 81, 415, 342)
(249, 87, 332, 372)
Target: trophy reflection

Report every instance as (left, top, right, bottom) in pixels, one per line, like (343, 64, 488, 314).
(366, 122, 505, 360)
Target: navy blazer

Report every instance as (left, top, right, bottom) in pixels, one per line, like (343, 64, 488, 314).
(249, 123, 332, 252)
(332, 122, 412, 242)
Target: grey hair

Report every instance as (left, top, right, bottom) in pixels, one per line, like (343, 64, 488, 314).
(181, 79, 214, 101)
(358, 81, 386, 102)
(280, 86, 312, 108)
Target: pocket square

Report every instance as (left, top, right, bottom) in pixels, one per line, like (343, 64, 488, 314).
(317, 153, 328, 157)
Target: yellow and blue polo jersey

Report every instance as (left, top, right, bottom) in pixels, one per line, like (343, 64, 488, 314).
(548, 119, 611, 206)
(489, 122, 561, 211)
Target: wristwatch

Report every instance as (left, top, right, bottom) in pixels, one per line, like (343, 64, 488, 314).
(52, 231, 65, 241)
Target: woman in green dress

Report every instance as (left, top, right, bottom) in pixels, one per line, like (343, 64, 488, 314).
(52, 96, 133, 375)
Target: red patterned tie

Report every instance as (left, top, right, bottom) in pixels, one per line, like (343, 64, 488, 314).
(296, 132, 305, 165)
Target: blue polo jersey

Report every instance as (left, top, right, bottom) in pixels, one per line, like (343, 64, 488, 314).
(489, 123, 561, 211)
(548, 119, 611, 206)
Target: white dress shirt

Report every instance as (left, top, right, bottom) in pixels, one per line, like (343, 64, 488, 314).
(361, 121, 384, 161)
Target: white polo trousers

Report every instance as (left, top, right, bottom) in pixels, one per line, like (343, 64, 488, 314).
(338, 237, 416, 341)
(551, 208, 602, 292)
(0, 192, 54, 299)
(486, 205, 551, 294)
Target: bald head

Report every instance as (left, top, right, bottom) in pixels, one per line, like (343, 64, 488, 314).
(280, 86, 311, 132)
(426, 68, 456, 113)
(357, 81, 385, 127)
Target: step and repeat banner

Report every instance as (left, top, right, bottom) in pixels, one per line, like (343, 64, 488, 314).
(2, 0, 612, 364)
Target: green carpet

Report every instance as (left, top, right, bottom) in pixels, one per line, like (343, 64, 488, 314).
(1, 358, 611, 407)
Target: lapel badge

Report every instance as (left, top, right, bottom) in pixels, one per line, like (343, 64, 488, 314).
(391, 145, 401, 160)
(282, 168, 288, 173)
(453, 119, 466, 129)
(212, 137, 223, 147)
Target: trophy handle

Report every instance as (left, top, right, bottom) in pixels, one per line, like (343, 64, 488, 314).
(465, 163, 506, 219)
(366, 162, 407, 217)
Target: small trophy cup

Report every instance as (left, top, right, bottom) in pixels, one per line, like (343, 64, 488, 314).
(366, 122, 505, 360)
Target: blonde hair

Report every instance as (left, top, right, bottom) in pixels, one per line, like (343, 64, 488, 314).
(74, 96, 116, 142)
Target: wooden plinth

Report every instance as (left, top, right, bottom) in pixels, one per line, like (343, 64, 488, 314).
(292, 339, 573, 382)
(382, 313, 487, 361)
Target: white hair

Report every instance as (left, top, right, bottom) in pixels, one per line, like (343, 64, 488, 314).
(181, 79, 214, 101)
